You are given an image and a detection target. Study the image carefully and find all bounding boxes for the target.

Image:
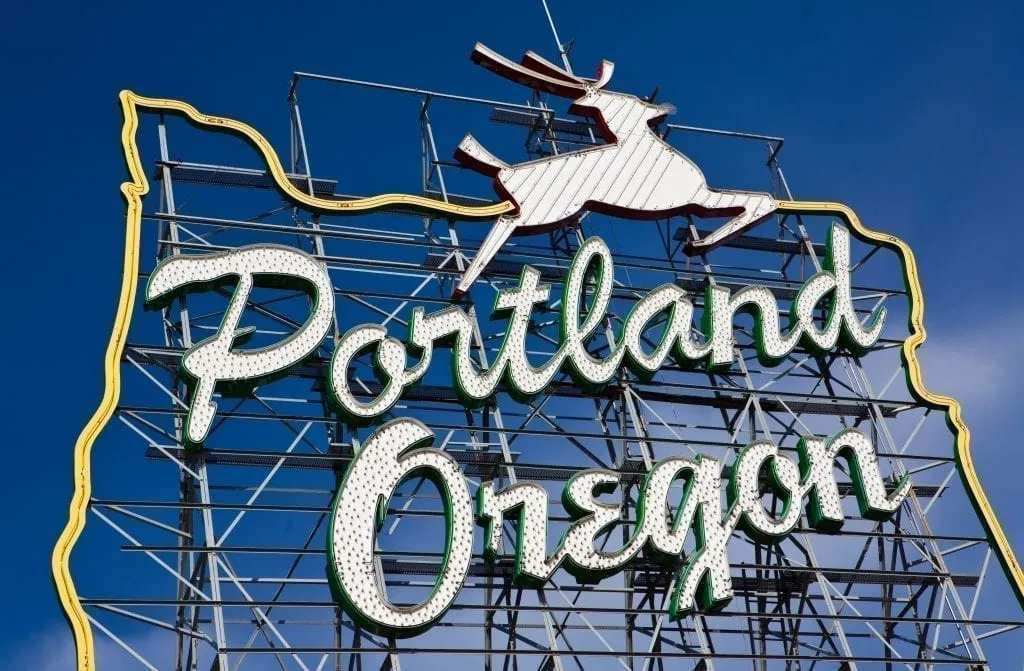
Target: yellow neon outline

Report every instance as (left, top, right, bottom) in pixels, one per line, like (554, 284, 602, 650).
(51, 91, 145, 671)
(51, 94, 1021, 671)
(775, 200, 1023, 609)
(114, 91, 515, 219)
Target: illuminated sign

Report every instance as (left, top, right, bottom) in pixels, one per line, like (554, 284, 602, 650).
(148, 226, 882, 440)
(145, 223, 904, 637)
(52, 37, 1024, 671)
(453, 44, 778, 296)
(331, 419, 908, 637)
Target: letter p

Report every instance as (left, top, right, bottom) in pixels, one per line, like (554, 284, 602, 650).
(146, 245, 335, 448)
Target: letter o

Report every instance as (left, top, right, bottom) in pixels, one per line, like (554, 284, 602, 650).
(729, 441, 803, 543)
(328, 419, 474, 637)
(329, 324, 410, 422)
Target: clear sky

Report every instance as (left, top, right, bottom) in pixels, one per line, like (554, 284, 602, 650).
(2, 0, 1023, 668)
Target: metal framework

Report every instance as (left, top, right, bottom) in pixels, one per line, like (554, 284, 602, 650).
(75, 11, 1024, 670)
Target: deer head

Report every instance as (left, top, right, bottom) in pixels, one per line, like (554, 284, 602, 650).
(471, 43, 673, 141)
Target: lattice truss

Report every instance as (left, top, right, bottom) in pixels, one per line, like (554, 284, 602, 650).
(77, 71, 1024, 670)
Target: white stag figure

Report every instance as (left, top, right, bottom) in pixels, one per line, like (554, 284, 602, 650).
(454, 43, 778, 297)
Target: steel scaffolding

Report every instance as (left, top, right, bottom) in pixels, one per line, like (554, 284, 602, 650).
(75, 10, 1023, 670)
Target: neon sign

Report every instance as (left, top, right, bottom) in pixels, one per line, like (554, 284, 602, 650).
(144, 223, 907, 637)
(453, 43, 779, 296)
(147, 225, 882, 441)
(330, 419, 908, 637)
(48, 35, 1024, 671)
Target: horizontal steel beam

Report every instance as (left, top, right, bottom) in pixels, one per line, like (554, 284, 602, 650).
(673, 226, 827, 256)
(79, 598, 1016, 627)
(124, 349, 907, 419)
(140, 446, 943, 500)
(154, 160, 337, 195)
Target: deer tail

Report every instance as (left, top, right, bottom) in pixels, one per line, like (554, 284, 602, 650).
(685, 190, 778, 255)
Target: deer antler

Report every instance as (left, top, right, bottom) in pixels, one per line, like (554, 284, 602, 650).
(518, 50, 615, 91)
(520, 50, 581, 84)
(471, 43, 589, 98)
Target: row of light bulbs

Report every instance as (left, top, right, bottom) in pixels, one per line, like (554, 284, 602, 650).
(146, 225, 884, 447)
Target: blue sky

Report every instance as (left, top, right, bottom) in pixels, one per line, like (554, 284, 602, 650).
(2, 0, 1024, 667)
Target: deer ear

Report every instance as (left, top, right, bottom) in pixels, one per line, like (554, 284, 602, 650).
(592, 60, 614, 89)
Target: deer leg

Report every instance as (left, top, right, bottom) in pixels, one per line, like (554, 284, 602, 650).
(685, 191, 777, 255)
(453, 215, 521, 298)
(455, 134, 508, 176)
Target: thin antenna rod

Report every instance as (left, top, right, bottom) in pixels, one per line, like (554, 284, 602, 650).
(539, 0, 573, 74)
